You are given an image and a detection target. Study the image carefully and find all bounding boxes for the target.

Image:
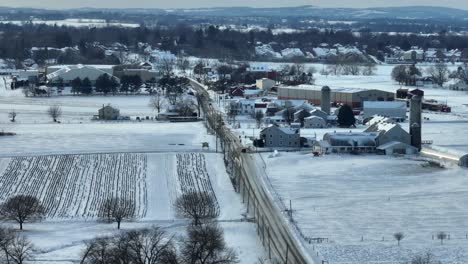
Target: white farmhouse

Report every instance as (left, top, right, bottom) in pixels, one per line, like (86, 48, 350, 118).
(256, 78, 276, 91)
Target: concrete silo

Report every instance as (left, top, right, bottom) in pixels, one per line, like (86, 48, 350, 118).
(410, 95, 422, 151)
(321, 86, 331, 115)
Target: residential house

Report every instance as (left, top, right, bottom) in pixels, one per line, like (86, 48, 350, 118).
(259, 125, 301, 148)
(304, 116, 327, 128)
(447, 79, 468, 91)
(98, 105, 120, 120)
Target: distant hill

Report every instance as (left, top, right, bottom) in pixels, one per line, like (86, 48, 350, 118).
(0, 5, 467, 20)
(166, 5, 468, 20)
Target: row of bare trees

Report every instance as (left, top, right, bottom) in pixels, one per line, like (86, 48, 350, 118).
(81, 191, 237, 264)
(80, 223, 238, 264)
(5, 105, 62, 124)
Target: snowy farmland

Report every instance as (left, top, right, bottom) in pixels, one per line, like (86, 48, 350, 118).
(0, 80, 264, 263)
(0, 152, 263, 262)
(262, 153, 468, 264)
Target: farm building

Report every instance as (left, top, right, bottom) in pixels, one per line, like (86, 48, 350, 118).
(363, 101, 407, 121)
(377, 141, 418, 155)
(447, 79, 468, 91)
(259, 125, 301, 148)
(244, 89, 264, 98)
(121, 69, 160, 83)
(47, 65, 119, 85)
(304, 116, 327, 128)
(256, 78, 276, 91)
(278, 85, 395, 109)
(396, 88, 425, 99)
(315, 132, 379, 154)
(365, 120, 411, 146)
(47, 64, 114, 75)
(98, 105, 120, 120)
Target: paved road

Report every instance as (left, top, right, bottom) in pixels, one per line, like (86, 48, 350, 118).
(190, 79, 314, 264)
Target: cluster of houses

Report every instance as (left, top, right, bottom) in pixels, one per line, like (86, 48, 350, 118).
(255, 42, 367, 62)
(385, 46, 468, 64)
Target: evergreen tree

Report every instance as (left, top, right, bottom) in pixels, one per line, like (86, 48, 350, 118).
(337, 104, 356, 127)
(71, 77, 82, 94)
(81, 77, 93, 95)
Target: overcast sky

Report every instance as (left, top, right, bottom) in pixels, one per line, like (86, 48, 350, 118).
(2, 0, 468, 10)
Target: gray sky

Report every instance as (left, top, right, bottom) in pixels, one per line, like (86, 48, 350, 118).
(2, 0, 468, 10)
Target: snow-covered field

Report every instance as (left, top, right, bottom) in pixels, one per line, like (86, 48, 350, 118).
(0, 80, 264, 263)
(262, 153, 468, 264)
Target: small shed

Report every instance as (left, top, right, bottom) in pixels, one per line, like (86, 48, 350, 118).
(98, 105, 120, 120)
(459, 154, 468, 167)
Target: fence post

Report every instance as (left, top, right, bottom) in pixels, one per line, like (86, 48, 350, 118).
(285, 244, 289, 264)
(268, 226, 271, 260)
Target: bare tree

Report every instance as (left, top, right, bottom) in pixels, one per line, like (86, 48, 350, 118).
(80, 237, 112, 264)
(393, 232, 404, 246)
(342, 63, 360, 76)
(226, 102, 239, 123)
(436, 232, 447, 245)
(327, 62, 342, 76)
(176, 98, 197, 117)
(149, 92, 166, 114)
(427, 63, 449, 87)
(8, 110, 17, 122)
(409, 252, 441, 264)
(157, 57, 175, 76)
(0, 227, 14, 264)
(282, 107, 296, 125)
(254, 110, 264, 128)
(175, 191, 218, 226)
(99, 197, 135, 229)
(7, 235, 34, 264)
(47, 105, 62, 122)
(0, 195, 45, 230)
(362, 63, 377, 76)
(181, 223, 238, 264)
(81, 227, 177, 264)
(122, 227, 176, 264)
(176, 56, 191, 75)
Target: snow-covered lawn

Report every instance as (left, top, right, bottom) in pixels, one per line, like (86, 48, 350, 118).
(262, 152, 468, 264)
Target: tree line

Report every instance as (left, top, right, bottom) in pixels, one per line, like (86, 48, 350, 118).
(2, 22, 468, 64)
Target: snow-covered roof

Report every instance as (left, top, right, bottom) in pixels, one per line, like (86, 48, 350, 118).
(377, 141, 416, 150)
(281, 48, 304, 59)
(244, 90, 263, 96)
(324, 132, 379, 147)
(278, 127, 300, 135)
(363, 101, 406, 109)
(281, 85, 371, 94)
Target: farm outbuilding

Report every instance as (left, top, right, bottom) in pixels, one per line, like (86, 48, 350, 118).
(460, 155, 468, 167)
(377, 141, 418, 155)
(256, 78, 276, 91)
(47, 65, 119, 85)
(278, 85, 395, 109)
(98, 105, 120, 120)
(363, 101, 407, 121)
